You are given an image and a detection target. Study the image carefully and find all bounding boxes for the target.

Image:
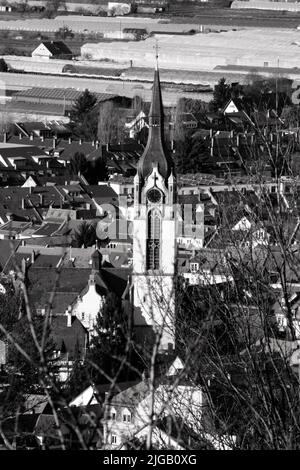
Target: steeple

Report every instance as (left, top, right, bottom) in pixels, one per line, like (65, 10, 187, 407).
(137, 66, 173, 182)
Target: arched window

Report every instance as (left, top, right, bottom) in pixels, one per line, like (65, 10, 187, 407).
(147, 209, 161, 270)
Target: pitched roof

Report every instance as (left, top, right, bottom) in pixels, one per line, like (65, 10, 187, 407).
(101, 267, 131, 297)
(83, 185, 118, 201)
(25, 267, 92, 314)
(51, 316, 87, 358)
(110, 380, 150, 408)
(38, 41, 73, 56)
(23, 394, 51, 415)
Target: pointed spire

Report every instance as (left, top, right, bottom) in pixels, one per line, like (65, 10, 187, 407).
(137, 66, 173, 182)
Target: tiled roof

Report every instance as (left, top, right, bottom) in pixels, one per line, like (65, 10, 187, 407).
(31, 222, 63, 237)
(23, 394, 51, 415)
(84, 185, 118, 200)
(0, 220, 32, 235)
(0, 143, 47, 159)
(30, 254, 62, 268)
(51, 316, 87, 359)
(39, 41, 73, 56)
(25, 267, 91, 313)
(110, 380, 150, 408)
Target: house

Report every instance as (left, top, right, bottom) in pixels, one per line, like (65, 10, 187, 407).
(128, 416, 232, 450)
(0, 410, 81, 449)
(103, 377, 206, 449)
(14, 121, 71, 140)
(69, 381, 141, 408)
(51, 315, 88, 381)
(177, 194, 205, 249)
(32, 41, 73, 60)
(179, 112, 198, 130)
(22, 394, 52, 415)
(3, 245, 131, 341)
(125, 111, 148, 139)
(0, 5, 12, 12)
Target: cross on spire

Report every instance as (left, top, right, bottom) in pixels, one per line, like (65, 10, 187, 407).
(150, 166, 159, 186)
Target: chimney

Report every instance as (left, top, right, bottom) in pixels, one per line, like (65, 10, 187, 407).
(68, 136, 72, 144)
(30, 133, 34, 141)
(19, 133, 22, 140)
(21, 198, 25, 209)
(3, 132, 7, 143)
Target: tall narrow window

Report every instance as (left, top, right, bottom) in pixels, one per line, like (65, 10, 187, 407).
(147, 209, 161, 270)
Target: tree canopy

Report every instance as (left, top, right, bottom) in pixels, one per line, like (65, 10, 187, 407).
(69, 89, 98, 141)
(88, 293, 135, 383)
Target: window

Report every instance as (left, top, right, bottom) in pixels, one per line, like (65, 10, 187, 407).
(146, 209, 161, 270)
(122, 409, 131, 423)
(111, 434, 117, 444)
(276, 313, 287, 332)
(190, 263, 199, 273)
(110, 407, 116, 421)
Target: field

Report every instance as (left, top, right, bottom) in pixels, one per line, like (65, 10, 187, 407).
(0, 4, 300, 30)
(154, 6, 300, 29)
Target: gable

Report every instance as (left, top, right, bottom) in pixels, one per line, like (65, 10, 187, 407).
(33, 43, 52, 57)
(232, 216, 252, 231)
(223, 100, 239, 114)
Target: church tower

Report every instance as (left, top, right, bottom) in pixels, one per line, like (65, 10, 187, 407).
(132, 64, 177, 351)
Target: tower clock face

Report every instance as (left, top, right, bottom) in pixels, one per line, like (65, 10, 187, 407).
(147, 188, 162, 204)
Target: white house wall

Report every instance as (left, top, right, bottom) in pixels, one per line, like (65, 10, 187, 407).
(71, 282, 105, 332)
